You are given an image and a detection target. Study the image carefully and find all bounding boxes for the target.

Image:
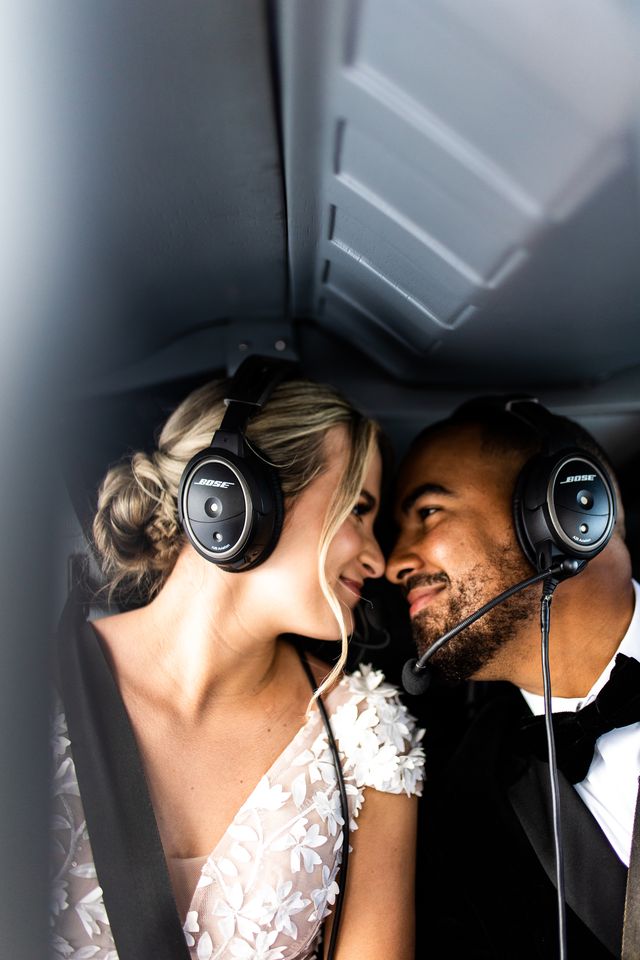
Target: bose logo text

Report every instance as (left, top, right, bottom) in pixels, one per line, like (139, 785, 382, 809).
(195, 479, 235, 488)
(560, 475, 596, 484)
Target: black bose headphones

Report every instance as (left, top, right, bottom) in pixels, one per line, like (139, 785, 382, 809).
(458, 396, 618, 576)
(177, 356, 296, 572)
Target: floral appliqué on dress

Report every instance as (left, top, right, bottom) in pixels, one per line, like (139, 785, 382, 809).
(50, 665, 425, 960)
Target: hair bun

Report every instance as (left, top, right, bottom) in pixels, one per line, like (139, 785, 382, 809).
(92, 451, 182, 603)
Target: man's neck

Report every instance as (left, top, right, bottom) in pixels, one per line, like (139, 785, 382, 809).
(479, 560, 635, 697)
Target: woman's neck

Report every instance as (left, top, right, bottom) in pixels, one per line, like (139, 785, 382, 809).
(94, 547, 286, 717)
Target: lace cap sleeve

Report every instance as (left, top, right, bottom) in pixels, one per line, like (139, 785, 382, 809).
(331, 664, 425, 797)
(51, 696, 116, 959)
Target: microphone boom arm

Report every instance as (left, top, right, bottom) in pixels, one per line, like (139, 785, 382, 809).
(412, 563, 566, 673)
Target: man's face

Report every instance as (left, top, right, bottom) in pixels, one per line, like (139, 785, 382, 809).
(386, 424, 538, 681)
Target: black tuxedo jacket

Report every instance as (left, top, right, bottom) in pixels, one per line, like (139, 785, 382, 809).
(416, 688, 627, 959)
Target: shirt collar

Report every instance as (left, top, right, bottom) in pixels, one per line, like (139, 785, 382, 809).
(520, 579, 640, 717)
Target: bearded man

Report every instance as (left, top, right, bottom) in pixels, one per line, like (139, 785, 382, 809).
(386, 398, 639, 960)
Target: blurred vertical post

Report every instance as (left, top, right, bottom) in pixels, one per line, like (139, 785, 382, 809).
(0, 2, 67, 956)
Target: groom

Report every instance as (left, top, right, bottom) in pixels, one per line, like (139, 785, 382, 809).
(386, 398, 639, 959)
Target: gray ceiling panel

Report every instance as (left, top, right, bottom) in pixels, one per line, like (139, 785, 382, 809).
(279, 0, 639, 389)
(328, 199, 479, 323)
(21, 0, 636, 402)
(353, 0, 610, 206)
(319, 293, 432, 377)
(427, 159, 640, 386)
(325, 256, 440, 352)
(337, 121, 529, 278)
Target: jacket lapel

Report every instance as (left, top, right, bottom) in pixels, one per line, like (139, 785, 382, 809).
(508, 754, 627, 956)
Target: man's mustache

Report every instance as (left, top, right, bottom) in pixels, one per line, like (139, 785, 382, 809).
(402, 572, 449, 600)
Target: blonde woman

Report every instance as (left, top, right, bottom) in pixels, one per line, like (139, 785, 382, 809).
(51, 371, 424, 960)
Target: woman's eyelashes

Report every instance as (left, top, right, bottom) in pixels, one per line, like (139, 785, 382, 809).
(352, 492, 377, 519)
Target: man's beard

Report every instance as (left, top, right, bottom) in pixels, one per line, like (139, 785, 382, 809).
(408, 543, 538, 681)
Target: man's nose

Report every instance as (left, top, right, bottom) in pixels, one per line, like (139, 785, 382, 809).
(385, 538, 423, 585)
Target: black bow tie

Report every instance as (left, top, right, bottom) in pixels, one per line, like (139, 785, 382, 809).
(518, 653, 640, 784)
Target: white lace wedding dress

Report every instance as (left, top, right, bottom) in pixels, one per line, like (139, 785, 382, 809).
(51, 664, 425, 960)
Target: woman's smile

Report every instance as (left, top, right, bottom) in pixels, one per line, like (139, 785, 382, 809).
(338, 576, 364, 603)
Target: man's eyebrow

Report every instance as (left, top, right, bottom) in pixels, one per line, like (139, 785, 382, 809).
(400, 482, 454, 515)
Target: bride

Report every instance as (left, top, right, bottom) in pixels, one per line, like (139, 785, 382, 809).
(51, 368, 424, 960)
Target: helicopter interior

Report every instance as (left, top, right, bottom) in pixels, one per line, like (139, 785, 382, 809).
(1, 2, 639, 956)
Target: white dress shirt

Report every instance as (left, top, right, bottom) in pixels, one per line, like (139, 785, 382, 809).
(520, 579, 640, 866)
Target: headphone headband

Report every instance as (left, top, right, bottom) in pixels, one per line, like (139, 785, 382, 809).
(217, 357, 298, 438)
(503, 397, 578, 456)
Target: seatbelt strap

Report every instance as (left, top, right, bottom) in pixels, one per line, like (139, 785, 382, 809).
(622, 775, 640, 960)
(57, 587, 190, 960)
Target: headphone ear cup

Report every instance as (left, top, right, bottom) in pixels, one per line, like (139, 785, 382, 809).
(179, 443, 284, 571)
(266, 459, 284, 547)
(513, 459, 538, 569)
(513, 449, 617, 574)
(178, 448, 252, 564)
(235, 455, 284, 572)
(217, 443, 284, 572)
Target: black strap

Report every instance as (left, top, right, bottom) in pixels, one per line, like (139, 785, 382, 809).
(505, 397, 576, 455)
(452, 394, 576, 456)
(224, 355, 297, 407)
(622, 776, 640, 960)
(297, 650, 350, 960)
(218, 356, 298, 436)
(58, 590, 347, 960)
(57, 588, 190, 960)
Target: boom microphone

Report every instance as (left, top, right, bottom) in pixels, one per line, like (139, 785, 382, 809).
(401, 559, 580, 695)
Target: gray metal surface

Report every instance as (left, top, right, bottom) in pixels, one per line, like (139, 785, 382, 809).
(31, 0, 639, 410)
(279, 0, 640, 389)
(47, 0, 288, 388)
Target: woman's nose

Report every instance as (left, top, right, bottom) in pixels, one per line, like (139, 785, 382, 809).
(361, 533, 385, 580)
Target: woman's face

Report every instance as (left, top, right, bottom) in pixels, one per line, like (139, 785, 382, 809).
(254, 426, 385, 640)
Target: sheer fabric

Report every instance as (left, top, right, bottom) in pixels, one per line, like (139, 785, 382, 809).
(51, 664, 424, 960)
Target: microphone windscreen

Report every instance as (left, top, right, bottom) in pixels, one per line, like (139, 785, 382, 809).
(402, 658, 433, 696)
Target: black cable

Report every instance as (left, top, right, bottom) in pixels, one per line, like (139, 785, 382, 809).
(298, 652, 350, 960)
(540, 581, 567, 960)
(402, 556, 577, 955)
(412, 565, 565, 673)
(351, 604, 392, 665)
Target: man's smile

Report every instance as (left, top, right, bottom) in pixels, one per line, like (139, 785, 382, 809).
(406, 583, 446, 618)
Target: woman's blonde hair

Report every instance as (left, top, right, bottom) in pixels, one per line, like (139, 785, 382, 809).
(93, 377, 380, 697)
